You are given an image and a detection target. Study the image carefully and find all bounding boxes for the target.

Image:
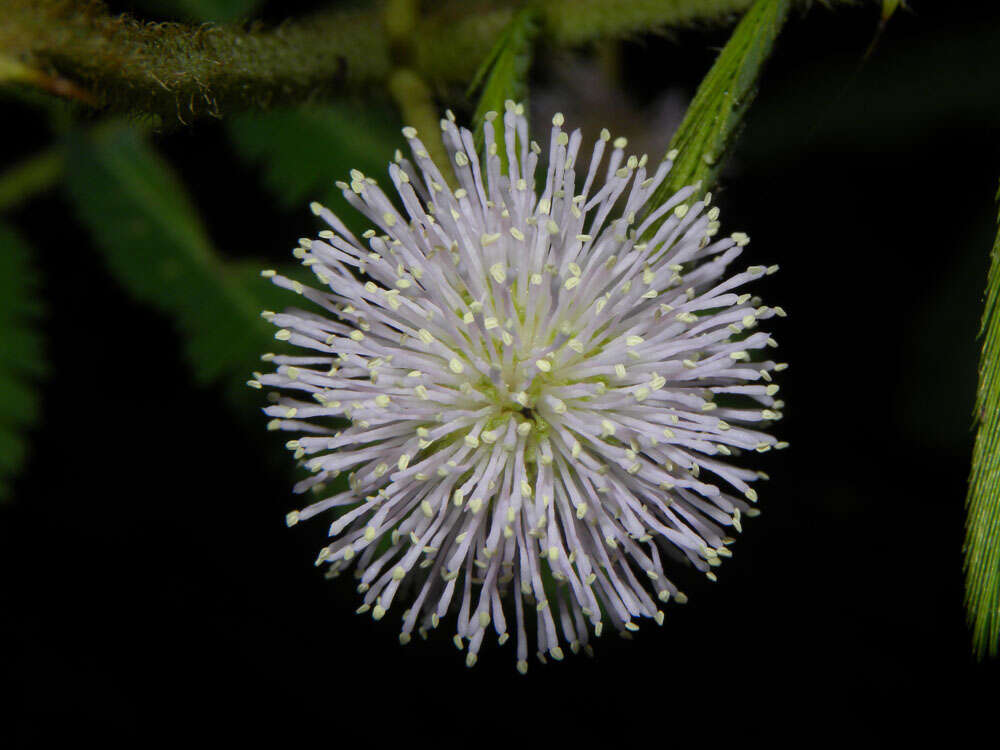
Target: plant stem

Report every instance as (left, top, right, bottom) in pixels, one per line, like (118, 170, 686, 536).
(388, 68, 455, 187)
(1, 0, 862, 123)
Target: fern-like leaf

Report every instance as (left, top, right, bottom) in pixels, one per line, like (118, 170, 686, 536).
(965, 179, 1000, 659)
(646, 0, 791, 213)
(0, 223, 46, 503)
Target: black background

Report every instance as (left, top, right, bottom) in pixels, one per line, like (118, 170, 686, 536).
(4, 0, 1000, 743)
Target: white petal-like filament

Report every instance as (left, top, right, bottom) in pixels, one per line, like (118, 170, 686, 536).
(260, 103, 784, 671)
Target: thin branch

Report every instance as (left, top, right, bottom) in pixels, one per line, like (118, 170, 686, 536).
(1, 0, 391, 120)
(388, 68, 454, 186)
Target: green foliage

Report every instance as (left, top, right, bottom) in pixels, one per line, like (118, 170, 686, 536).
(646, 0, 791, 214)
(0, 224, 46, 502)
(227, 103, 402, 234)
(467, 7, 539, 157)
(965, 180, 1000, 659)
(63, 123, 270, 400)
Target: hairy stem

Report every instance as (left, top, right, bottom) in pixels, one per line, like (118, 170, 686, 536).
(1, 0, 391, 121)
(1, 0, 863, 122)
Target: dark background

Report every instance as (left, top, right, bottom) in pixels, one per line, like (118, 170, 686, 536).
(3, 0, 1000, 743)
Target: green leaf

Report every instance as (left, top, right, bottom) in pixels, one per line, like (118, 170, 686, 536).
(467, 7, 539, 156)
(227, 103, 403, 235)
(63, 123, 270, 399)
(0, 224, 46, 503)
(965, 179, 1000, 659)
(646, 0, 791, 215)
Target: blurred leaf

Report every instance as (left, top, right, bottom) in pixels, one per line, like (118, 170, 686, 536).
(646, 0, 790, 213)
(965, 179, 1000, 660)
(0, 223, 46, 503)
(0, 149, 62, 213)
(227, 103, 402, 235)
(63, 123, 270, 399)
(130, 0, 265, 22)
(467, 7, 539, 155)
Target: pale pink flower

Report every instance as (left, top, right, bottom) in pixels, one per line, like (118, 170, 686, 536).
(252, 103, 786, 672)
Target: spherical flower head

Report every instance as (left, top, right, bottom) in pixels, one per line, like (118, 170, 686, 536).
(255, 101, 786, 672)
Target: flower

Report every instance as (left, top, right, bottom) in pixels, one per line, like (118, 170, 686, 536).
(253, 102, 786, 672)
